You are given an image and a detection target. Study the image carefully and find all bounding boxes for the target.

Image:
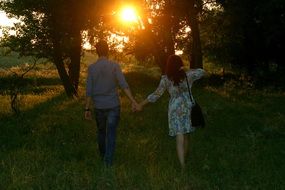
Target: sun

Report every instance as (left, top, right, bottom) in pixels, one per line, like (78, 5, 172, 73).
(0, 11, 16, 27)
(120, 7, 138, 23)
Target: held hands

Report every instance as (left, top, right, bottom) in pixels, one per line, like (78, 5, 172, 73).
(131, 99, 148, 112)
(132, 101, 143, 112)
(85, 110, 92, 120)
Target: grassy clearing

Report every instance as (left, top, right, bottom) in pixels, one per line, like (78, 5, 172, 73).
(0, 57, 285, 189)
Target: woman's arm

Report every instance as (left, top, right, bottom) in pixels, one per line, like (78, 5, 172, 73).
(139, 99, 149, 108)
(146, 76, 167, 103)
(187, 68, 206, 82)
(85, 96, 93, 120)
(138, 76, 167, 111)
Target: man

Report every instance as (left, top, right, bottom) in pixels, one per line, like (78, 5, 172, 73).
(85, 40, 138, 166)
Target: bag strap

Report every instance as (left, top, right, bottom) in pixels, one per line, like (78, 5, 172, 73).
(185, 73, 195, 104)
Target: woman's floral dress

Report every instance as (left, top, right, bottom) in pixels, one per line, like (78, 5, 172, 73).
(147, 69, 205, 136)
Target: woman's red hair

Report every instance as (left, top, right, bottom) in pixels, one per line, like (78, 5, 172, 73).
(165, 55, 186, 86)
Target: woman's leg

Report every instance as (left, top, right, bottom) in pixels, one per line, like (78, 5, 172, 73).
(176, 134, 185, 169)
(184, 134, 189, 158)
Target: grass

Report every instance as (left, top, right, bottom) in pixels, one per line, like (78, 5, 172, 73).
(0, 56, 285, 189)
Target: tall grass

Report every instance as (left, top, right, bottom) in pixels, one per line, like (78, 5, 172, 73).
(0, 57, 285, 189)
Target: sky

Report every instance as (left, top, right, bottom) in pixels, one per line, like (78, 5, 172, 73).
(0, 11, 17, 27)
(0, 11, 18, 37)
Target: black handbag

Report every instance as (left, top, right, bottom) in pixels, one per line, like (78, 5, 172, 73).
(185, 75, 205, 128)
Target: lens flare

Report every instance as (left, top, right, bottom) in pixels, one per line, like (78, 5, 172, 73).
(120, 7, 138, 23)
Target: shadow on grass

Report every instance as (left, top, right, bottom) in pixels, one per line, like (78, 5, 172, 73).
(0, 75, 62, 95)
(0, 91, 104, 188)
(0, 92, 68, 150)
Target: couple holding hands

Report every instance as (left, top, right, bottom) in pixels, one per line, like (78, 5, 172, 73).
(85, 40, 205, 169)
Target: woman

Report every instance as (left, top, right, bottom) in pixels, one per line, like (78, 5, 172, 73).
(138, 55, 205, 169)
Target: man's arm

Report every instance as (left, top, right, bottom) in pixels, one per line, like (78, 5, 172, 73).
(85, 96, 92, 110)
(85, 96, 93, 120)
(114, 64, 140, 111)
(123, 87, 140, 111)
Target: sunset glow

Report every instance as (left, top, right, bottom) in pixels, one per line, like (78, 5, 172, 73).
(0, 11, 18, 27)
(0, 11, 19, 37)
(120, 7, 138, 23)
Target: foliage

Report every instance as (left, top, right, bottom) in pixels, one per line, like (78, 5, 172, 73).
(1, 0, 214, 95)
(95, 0, 209, 70)
(201, 0, 285, 81)
(0, 47, 49, 115)
(1, 0, 285, 93)
(0, 0, 108, 96)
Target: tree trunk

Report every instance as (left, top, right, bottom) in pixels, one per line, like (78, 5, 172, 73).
(143, 21, 168, 74)
(154, 50, 168, 74)
(69, 28, 82, 92)
(186, 1, 203, 69)
(49, 10, 78, 97)
(165, 25, 175, 57)
(52, 33, 77, 97)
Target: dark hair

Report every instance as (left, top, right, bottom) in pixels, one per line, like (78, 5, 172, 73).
(95, 40, 109, 57)
(165, 55, 186, 86)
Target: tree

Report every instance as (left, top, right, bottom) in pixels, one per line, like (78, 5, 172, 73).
(202, 0, 285, 81)
(106, 0, 204, 72)
(0, 0, 105, 97)
(172, 0, 204, 68)
(127, 0, 206, 70)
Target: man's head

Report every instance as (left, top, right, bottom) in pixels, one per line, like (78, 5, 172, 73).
(95, 40, 109, 57)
